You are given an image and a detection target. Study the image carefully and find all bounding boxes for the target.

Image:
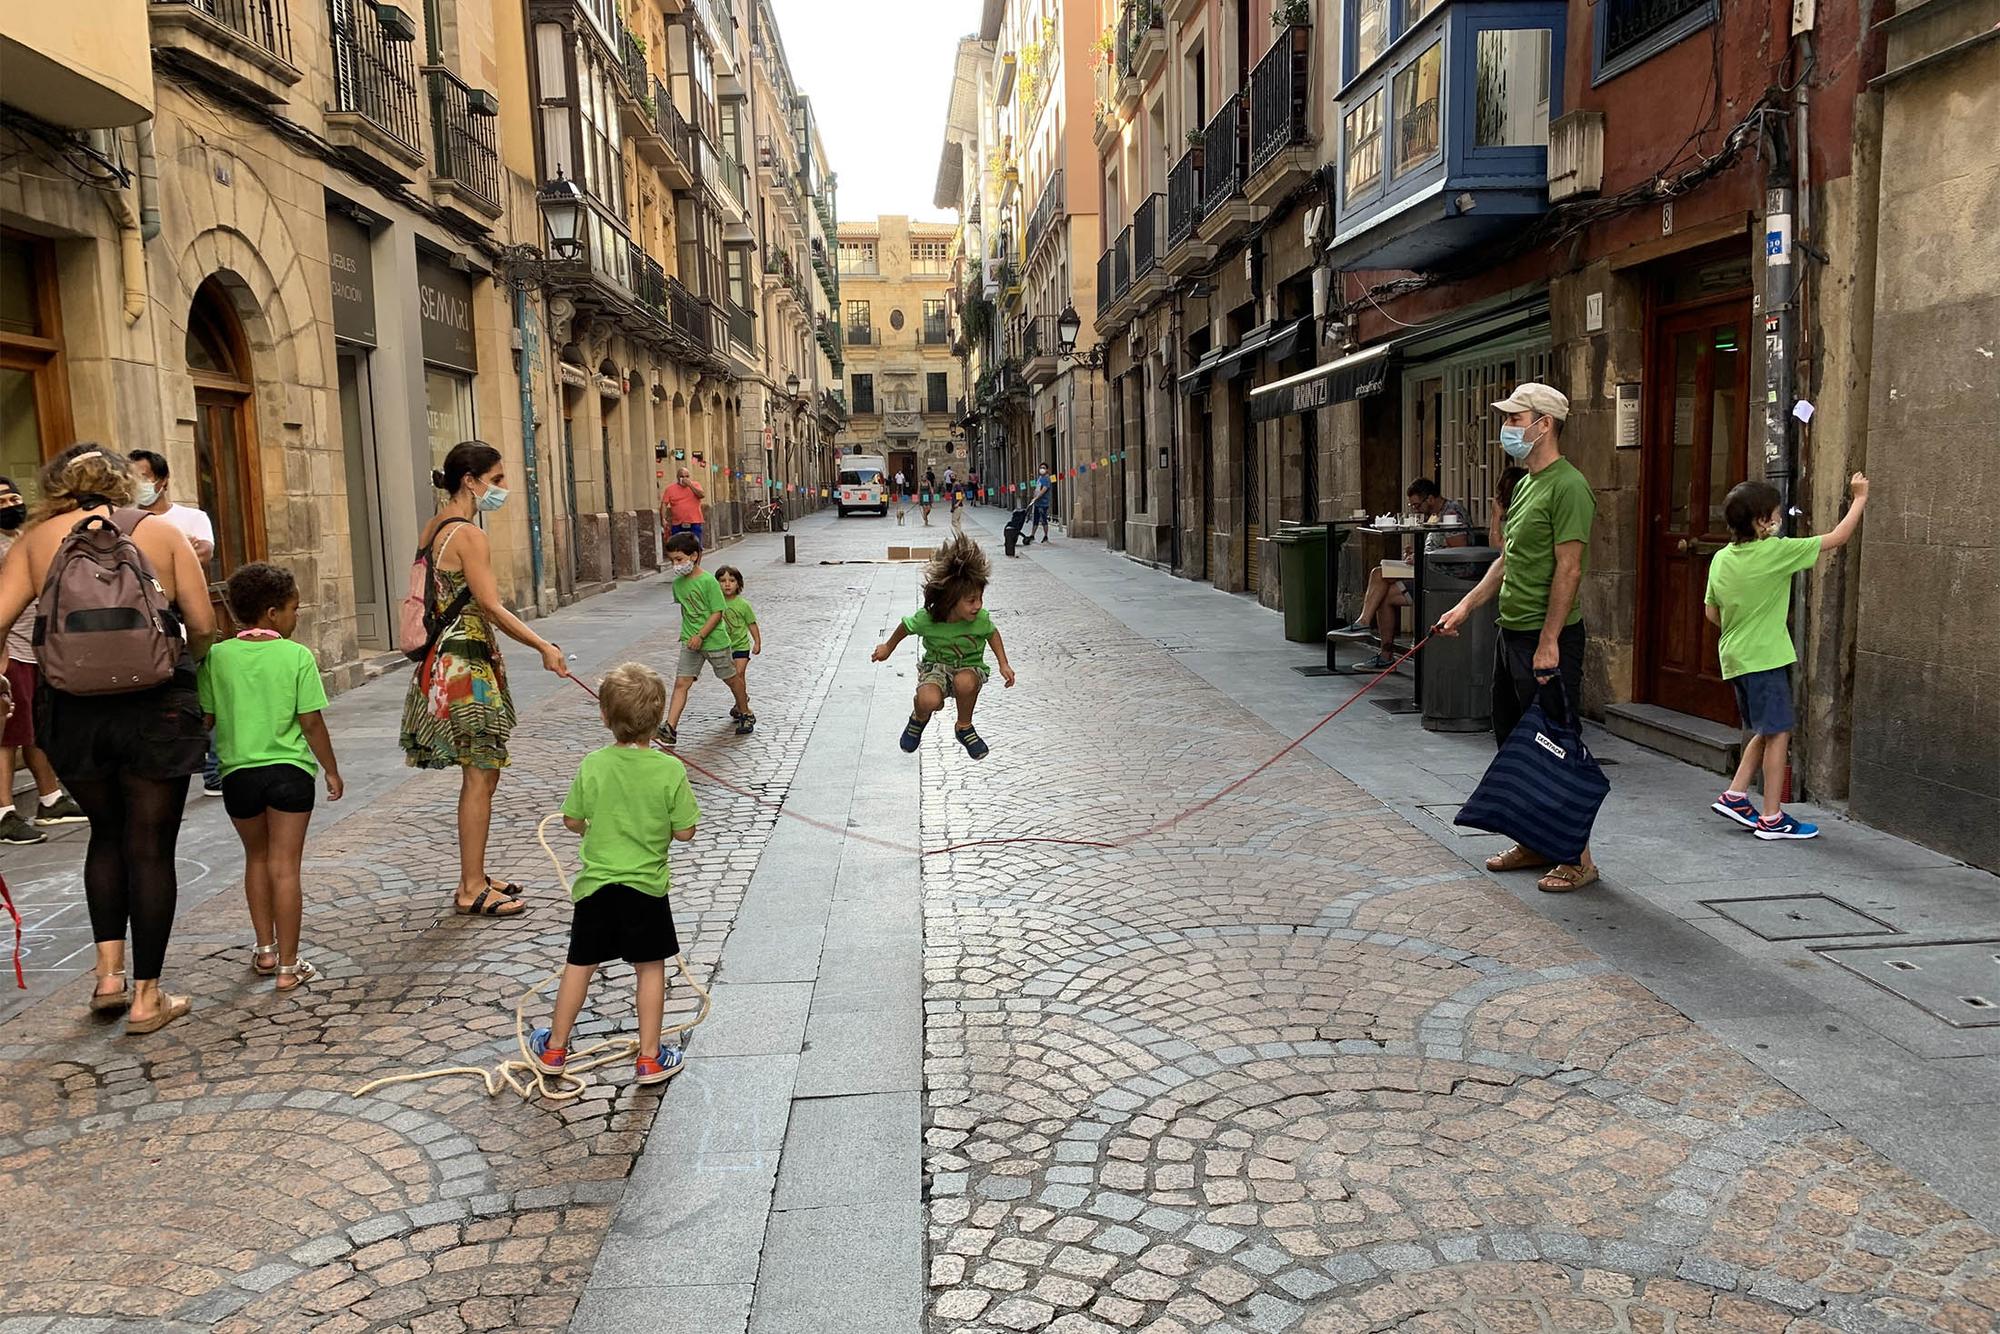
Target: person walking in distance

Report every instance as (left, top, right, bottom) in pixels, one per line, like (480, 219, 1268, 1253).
(401, 442, 572, 918)
(1028, 463, 1055, 543)
(0, 478, 88, 844)
(130, 449, 227, 797)
(660, 465, 707, 549)
(0, 445, 215, 1033)
(1436, 384, 1600, 893)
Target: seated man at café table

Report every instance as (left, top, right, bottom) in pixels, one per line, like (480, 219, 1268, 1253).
(1332, 478, 1468, 668)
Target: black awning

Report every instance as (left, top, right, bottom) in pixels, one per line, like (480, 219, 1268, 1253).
(1261, 318, 1313, 365)
(1212, 323, 1276, 383)
(1247, 344, 1392, 422)
(1176, 345, 1229, 396)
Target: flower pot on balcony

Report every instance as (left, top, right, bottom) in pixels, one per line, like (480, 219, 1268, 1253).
(466, 88, 499, 117)
(374, 4, 418, 43)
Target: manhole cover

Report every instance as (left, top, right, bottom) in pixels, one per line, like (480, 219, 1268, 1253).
(1703, 894, 1899, 941)
(1809, 939, 2000, 1028)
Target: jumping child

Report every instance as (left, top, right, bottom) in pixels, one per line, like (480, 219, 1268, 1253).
(715, 565, 761, 699)
(873, 533, 1016, 759)
(662, 531, 753, 744)
(1706, 472, 1869, 840)
(199, 563, 344, 991)
(530, 663, 699, 1086)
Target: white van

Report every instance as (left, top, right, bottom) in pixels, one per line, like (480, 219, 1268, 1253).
(836, 455, 889, 517)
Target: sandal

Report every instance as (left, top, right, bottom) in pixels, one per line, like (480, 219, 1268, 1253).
(275, 959, 319, 991)
(251, 943, 279, 976)
(89, 971, 130, 1015)
(456, 886, 527, 917)
(1537, 863, 1600, 894)
(1485, 844, 1553, 873)
(124, 993, 192, 1035)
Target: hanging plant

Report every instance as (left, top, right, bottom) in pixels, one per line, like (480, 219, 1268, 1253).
(1272, 0, 1310, 26)
(1090, 28, 1115, 71)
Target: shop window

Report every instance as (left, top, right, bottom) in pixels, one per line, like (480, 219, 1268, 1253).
(1474, 29, 1552, 148)
(1392, 44, 1443, 175)
(425, 368, 476, 470)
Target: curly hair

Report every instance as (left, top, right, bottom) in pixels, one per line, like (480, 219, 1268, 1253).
(922, 532, 991, 621)
(34, 443, 137, 520)
(225, 562, 298, 626)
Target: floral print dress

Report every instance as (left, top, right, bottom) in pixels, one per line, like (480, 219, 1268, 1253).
(399, 529, 515, 771)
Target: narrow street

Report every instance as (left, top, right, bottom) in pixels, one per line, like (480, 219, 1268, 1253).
(2, 513, 1996, 1334)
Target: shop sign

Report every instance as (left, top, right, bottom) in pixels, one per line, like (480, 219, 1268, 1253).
(327, 212, 376, 347)
(417, 254, 478, 373)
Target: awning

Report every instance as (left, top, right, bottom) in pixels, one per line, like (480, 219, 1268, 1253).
(1261, 317, 1313, 365)
(1248, 344, 1392, 422)
(1212, 322, 1276, 383)
(1176, 345, 1229, 396)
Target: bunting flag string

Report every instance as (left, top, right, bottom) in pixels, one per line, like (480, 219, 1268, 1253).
(698, 454, 1131, 503)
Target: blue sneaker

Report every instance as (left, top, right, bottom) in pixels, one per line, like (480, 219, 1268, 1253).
(1754, 812, 1819, 841)
(1711, 792, 1759, 828)
(900, 715, 928, 753)
(527, 1027, 567, 1074)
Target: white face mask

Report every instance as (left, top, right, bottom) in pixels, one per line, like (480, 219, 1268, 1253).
(667, 560, 696, 579)
(135, 481, 161, 508)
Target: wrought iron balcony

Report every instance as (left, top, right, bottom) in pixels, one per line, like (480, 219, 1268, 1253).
(666, 274, 711, 352)
(1024, 168, 1065, 263)
(1199, 94, 1248, 216)
(1249, 23, 1312, 175)
(1133, 193, 1163, 278)
(922, 317, 951, 346)
(1096, 245, 1114, 317)
(327, 0, 422, 163)
(1116, 0, 1161, 79)
(846, 323, 873, 346)
(423, 66, 501, 219)
(1167, 147, 1204, 250)
(150, 0, 301, 100)
(1113, 224, 1132, 300)
(632, 250, 670, 323)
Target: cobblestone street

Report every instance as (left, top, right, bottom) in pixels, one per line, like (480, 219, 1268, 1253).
(2, 512, 1996, 1334)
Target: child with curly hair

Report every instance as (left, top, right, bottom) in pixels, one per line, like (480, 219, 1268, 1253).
(872, 533, 1016, 759)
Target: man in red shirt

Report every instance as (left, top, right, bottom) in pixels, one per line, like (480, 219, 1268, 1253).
(661, 465, 706, 548)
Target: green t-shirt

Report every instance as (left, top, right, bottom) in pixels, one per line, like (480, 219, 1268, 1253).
(197, 636, 329, 778)
(1497, 457, 1595, 631)
(721, 595, 758, 652)
(903, 608, 995, 669)
(561, 745, 702, 902)
(1704, 535, 1821, 679)
(674, 569, 728, 646)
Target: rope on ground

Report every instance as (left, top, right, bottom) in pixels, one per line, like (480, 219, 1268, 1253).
(351, 813, 712, 1104)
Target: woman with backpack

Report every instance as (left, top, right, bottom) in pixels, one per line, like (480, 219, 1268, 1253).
(0, 444, 215, 1034)
(401, 441, 570, 918)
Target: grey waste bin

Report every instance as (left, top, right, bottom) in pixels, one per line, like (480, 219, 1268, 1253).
(1418, 547, 1500, 734)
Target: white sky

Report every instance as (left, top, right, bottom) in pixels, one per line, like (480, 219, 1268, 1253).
(766, 0, 981, 225)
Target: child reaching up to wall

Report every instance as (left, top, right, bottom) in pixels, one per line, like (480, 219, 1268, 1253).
(873, 533, 1016, 759)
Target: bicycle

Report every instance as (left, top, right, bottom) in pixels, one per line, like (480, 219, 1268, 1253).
(746, 496, 785, 533)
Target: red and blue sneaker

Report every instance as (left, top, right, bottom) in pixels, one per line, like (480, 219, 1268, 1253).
(1711, 792, 1759, 828)
(1754, 812, 1820, 841)
(527, 1027, 567, 1075)
(635, 1045, 685, 1086)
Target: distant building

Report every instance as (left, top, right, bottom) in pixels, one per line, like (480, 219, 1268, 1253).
(834, 217, 964, 486)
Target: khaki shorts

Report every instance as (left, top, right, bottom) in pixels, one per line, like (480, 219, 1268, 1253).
(917, 661, 988, 693)
(676, 644, 738, 680)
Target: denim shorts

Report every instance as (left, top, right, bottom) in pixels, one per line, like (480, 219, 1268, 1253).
(1731, 667, 1796, 736)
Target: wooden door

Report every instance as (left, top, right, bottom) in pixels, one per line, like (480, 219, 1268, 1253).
(1639, 299, 1751, 721)
(186, 280, 265, 632)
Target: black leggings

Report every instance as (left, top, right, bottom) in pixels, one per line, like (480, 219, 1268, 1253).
(68, 773, 192, 982)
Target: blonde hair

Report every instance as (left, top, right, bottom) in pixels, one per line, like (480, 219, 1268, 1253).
(34, 443, 137, 520)
(598, 661, 668, 742)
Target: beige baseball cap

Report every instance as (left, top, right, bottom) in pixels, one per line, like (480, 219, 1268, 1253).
(1491, 382, 1569, 421)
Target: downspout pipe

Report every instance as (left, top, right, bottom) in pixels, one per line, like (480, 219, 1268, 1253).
(136, 119, 161, 242)
(514, 281, 547, 601)
(91, 129, 147, 326)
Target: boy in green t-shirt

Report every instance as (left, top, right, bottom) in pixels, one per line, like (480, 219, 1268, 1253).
(199, 563, 343, 993)
(661, 531, 753, 745)
(715, 564, 762, 701)
(1705, 473, 1869, 840)
(873, 533, 1016, 759)
(530, 662, 701, 1086)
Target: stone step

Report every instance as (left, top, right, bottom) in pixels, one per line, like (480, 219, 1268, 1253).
(1603, 701, 1742, 774)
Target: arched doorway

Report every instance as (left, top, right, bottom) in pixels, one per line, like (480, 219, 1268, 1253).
(187, 278, 265, 627)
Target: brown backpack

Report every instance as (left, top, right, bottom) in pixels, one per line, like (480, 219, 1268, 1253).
(33, 508, 183, 695)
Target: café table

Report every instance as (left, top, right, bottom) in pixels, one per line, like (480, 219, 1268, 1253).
(1325, 519, 1485, 701)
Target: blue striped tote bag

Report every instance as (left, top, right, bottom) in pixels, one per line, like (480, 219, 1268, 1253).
(1454, 683, 1610, 865)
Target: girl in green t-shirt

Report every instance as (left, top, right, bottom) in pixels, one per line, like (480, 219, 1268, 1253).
(715, 565, 762, 698)
(198, 563, 343, 992)
(872, 533, 1016, 759)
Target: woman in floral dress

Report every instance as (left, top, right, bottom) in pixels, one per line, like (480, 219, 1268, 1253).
(402, 442, 570, 916)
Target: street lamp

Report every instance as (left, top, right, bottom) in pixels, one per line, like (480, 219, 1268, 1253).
(786, 373, 801, 397)
(1055, 303, 1105, 370)
(536, 173, 586, 260)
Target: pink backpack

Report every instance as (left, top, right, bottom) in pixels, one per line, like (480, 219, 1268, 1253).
(399, 518, 472, 661)
(34, 508, 182, 695)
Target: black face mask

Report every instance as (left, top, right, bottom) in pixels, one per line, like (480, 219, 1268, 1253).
(0, 506, 25, 531)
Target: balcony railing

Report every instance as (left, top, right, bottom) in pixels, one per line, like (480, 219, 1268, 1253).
(1024, 168, 1065, 261)
(1166, 146, 1204, 249)
(1022, 316, 1045, 363)
(1113, 225, 1132, 301)
(846, 324, 873, 346)
(632, 249, 670, 321)
(1116, 0, 1160, 78)
(1133, 193, 1163, 277)
(1249, 24, 1311, 174)
(159, 0, 295, 66)
(665, 275, 710, 351)
(653, 79, 693, 168)
(922, 319, 951, 346)
(727, 303, 754, 349)
(423, 67, 501, 215)
(328, 0, 422, 157)
(1096, 246, 1114, 316)
(1200, 94, 1248, 215)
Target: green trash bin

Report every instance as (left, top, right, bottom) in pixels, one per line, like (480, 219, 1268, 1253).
(1271, 523, 1329, 643)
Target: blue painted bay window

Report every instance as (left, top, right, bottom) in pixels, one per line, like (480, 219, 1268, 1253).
(1330, 0, 1565, 271)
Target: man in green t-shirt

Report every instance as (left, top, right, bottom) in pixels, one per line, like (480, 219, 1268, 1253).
(1437, 382, 1600, 892)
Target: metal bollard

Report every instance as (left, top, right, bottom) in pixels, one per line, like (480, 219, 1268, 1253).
(784, 534, 796, 564)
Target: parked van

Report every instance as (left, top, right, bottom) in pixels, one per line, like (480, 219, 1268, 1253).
(836, 455, 889, 517)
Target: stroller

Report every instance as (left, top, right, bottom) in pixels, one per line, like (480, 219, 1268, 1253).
(1003, 506, 1031, 556)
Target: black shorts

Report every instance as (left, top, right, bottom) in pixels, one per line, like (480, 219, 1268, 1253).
(222, 763, 317, 819)
(569, 883, 680, 967)
(732, 650, 751, 660)
(36, 663, 206, 785)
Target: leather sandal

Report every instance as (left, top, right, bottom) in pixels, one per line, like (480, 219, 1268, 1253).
(124, 994, 191, 1035)
(251, 943, 279, 976)
(456, 886, 527, 917)
(275, 959, 319, 991)
(1485, 844, 1553, 873)
(89, 971, 130, 1014)
(1537, 863, 1600, 894)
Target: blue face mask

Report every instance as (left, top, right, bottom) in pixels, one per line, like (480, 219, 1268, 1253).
(475, 483, 510, 512)
(1499, 422, 1534, 460)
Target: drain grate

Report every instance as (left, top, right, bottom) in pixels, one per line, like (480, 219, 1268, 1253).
(1703, 894, 1899, 942)
(1809, 939, 2000, 1028)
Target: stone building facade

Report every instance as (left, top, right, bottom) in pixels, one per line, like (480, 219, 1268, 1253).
(834, 217, 964, 484)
